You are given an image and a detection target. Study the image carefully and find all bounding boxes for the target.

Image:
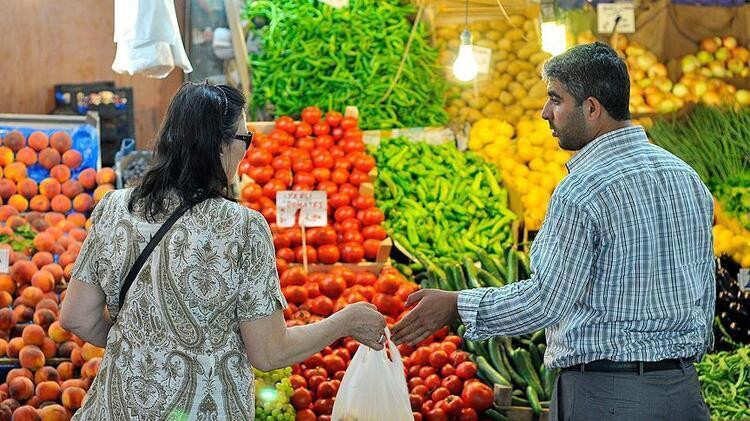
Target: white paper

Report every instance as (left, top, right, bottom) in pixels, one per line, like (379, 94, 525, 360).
(319, 0, 349, 8)
(597, 3, 636, 34)
(276, 191, 328, 228)
(0, 249, 8, 274)
(473, 46, 493, 75)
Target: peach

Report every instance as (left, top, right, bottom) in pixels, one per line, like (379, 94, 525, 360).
(0, 403, 10, 421)
(94, 168, 115, 186)
(10, 261, 37, 285)
(37, 180, 60, 201)
(0, 205, 18, 221)
(4, 163, 27, 183)
(0, 180, 16, 200)
(21, 325, 45, 347)
(60, 151, 82, 170)
(60, 387, 84, 411)
(56, 363, 73, 382)
(7, 338, 24, 358)
(30, 253, 52, 269)
(41, 293, 57, 305)
(37, 149, 60, 171)
(34, 300, 57, 316)
(37, 403, 67, 421)
(62, 265, 73, 283)
(14, 148, 36, 167)
(0, 339, 6, 356)
(59, 181, 82, 200)
(16, 180, 37, 200)
(39, 265, 63, 284)
(19, 345, 45, 371)
(65, 242, 81, 255)
(7, 195, 28, 213)
(40, 339, 55, 360)
(26, 396, 42, 409)
(46, 322, 69, 344)
(80, 343, 104, 362)
(33, 367, 59, 386)
(49, 196, 70, 214)
(48, 166, 70, 184)
(57, 252, 75, 269)
(27, 133, 49, 152)
(0, 292, 11, 308)
(34, 382, 60, 403)
(21, 287, 44, 307)
(59, 380, 86, 393)
(6, 369, 32, 385)
(31, 310, 55, 331)
(3, 131, 25, 153)
(92, 184, 113, 205)
(49, 133, 71, 154)
(0, 308, 16, 331)
(80, 357, 100, 380)
(29, 221, 49, 236)
(28, 197, 49, 213)
(64, 213, 85, 229)
(68, 228, 86, 243)
(6, 216, 25, 231)
(71, 194, 92, 214)
(10, 405, 40, 420)
(8, 377, 33, 402)
(70, 334, 83, 348)
(29, 271, 54, 294)
(0, 146, 14, 167)
(76, 168, 96, 190)
(69, 347, 83, 368)
(56, 342, 76, 359)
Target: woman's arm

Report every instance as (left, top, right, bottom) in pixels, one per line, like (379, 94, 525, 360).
(240, 302, 385, 372)
(60, 279, 113, 347)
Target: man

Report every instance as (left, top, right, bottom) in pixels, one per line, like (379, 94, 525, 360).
(392, 42, 714, 421)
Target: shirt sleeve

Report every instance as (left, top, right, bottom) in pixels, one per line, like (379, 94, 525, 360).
(70, 191, 111, 286)
(236, 210, 287, 321)
(458, 196, 598, 340)
(700, 260, 716, 357)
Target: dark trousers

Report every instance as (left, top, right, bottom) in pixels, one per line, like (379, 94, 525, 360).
(550, 363, 710, 421)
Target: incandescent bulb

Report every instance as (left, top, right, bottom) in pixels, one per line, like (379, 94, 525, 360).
(541, 22, 567, 56)
(452, 29, 479, 82)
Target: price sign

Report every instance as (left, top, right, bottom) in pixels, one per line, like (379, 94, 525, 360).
(319, 0, 349, 8)
(473, 46, 493, 74)
(740, 268, 750, 292)
(0, 249, 8, 274)
(276, 191, 328, 228)
(597, 3, 636, 34)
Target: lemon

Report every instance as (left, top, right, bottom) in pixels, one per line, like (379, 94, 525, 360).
(514, 177, 531, 194)
(529, 158, 546, 172)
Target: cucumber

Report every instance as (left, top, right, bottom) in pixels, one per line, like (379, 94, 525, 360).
(477, 355, 512, 387)
(526, 385, 542, 415)
(512, 389, 524, 397)
(477, 268, 505, 287)
(438, 266, 456, 291)
(457, 324, 467, 339)
(541, 365, 557, 400)
(517, 250, 531, 278)
(476, 249, 505, 279)
(530, 329, 546, 344)
(472, 339, 493, 363)
(505, 247, 518, 283)
(451, 263, 469, 290)
(462, 257, 483, 289)
(511, 349, 545, 400)
(528, 341, 543, 371)
(500, 346, 527, 388)
(488, 337, 513, 383)
(537, 343, 547, 357)
(485, 409, 509, 421)
(512, 395, 529, 406)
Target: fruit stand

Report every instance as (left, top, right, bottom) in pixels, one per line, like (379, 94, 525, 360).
(0, 0, 750, 420)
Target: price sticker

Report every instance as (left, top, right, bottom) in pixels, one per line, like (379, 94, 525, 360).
(0, 249, 8, 274)
(276, 191, 328, 228)
(473, 46, 493, 74)
(319, 0, 349, 9)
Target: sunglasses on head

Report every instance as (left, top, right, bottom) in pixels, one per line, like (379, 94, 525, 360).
(234, 133, 253, 149)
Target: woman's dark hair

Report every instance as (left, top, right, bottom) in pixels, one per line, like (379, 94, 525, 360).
(128, 81, 246, 221)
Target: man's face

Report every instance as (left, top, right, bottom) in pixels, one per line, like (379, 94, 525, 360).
(541, 79, 589, 151)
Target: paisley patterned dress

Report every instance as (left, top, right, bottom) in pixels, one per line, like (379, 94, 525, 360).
(71, 189, 286, 420)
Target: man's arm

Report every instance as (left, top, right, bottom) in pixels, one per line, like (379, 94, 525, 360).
(393, 196, 597, 345)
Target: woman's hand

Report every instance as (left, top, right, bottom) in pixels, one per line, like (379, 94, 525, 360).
(340, 302, 387, 350)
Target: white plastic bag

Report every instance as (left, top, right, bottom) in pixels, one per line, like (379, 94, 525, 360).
(331, 329, 412, 421)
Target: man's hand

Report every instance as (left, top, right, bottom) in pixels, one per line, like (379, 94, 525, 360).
(391, 289, 459, 345)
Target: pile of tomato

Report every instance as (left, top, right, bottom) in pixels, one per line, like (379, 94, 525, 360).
(278, 265, 493, 421)
(239, 107, 386, 266)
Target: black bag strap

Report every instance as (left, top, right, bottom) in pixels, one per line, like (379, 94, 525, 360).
(117, 202, 197, 312)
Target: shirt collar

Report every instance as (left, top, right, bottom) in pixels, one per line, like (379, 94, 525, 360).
(566, 126, 647, 173)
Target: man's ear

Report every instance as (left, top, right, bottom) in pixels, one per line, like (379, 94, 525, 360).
(584, 97, 603, 121)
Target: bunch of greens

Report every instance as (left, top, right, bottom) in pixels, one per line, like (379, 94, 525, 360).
(696, 346, 750, 420)
(244, 0, 448, 130)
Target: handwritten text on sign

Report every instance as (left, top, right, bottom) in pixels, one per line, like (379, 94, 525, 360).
(276, 191, 328, 228)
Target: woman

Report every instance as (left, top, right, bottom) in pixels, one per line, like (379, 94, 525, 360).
(59, 82, 386, 420)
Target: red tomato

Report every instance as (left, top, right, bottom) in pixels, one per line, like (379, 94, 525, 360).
(441, 375, 463, 395)
(452, 351, 471, 367)
(294, 171, 316, 186)
(325, 111, 343, 127)
(290, 375, 307, 389)
(316, 381, 337, 399)
(424, 374, 441, 391)
(315, 135, 335, 150)
(444, 335, 462, 348)
(461, 382, 493, 412)
(241, 183, 263, 203)
(341, 116, 358, 131)
(313, 398, 334, 415)
(458, 407, 478, 421)
(301, 106, 323, 124)
(429, 350, 449, 369)
(412, 348, 430, 366)
(328, 193, 351, 209)
(431, 387, 450, 403)
(238, 160, 252, 177)
(419, 366, 437, 380)
(296, 409, 316, 421)
(441, 342, 458, 356)
(412, 385, 430, 398)
(372, 292, 402, 316)
(312, 151, 334, 168)
(434, 327, 449, 339)
(409, 394, 424, 411)
(317, 181, 338, 196)
(296, 136, 316, 151)
(313, 122, 330, 136)
(455, 361, 478, 380)
(284, 286, 309, 305)
(354, 271, 377, 286)
(331, 169, 350, 185)
(295, 122, 313, 138)
(440, 364, 456, 378)
(353, 154, 376, 172)
(363, 239, 381, 260)
(334, 370, 346, 381)
(317, 245, 340, 264)
(425, 408, 448, 421)
(352, 195, 375, 210)
(359, 208, 385, 226)
(443, 395, 464, 417)
(421, 401, 435, 414)
(293, 159, 314, 173)
(303, 355, 325, 370)
(277, 247, 295, 262)
(408, 377, 424, 390)
(275, 116, 295, 133)
(413, 412, 423, 421)
(272, 155, 292, 171)
(362, 225, 387, 241)
(374, 274, 400, 294)
(319, 275, 346, 299)
(332, 348, 350, 364)
(295, 246, 318, 264)
(334, 206, 356, 222)
(247, 149, 273, 167)
(348, 170, 370, 185)
(310, 296, 334, 316)
(311, 168, 331, 182)
(306, 282, 321, 299)
(339, 218, 361, 233)
(316, 227, 337, 245)
(342, 229, 364, 244)
(331, 126, 344, 140)
(291, 387, 313, 410)
(248, 166, 274, 184)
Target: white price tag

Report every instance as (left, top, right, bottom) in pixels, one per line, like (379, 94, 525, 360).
(0, 249, 8, 274)
(740, 268, 750, 292)
(276, 191, 328, 228)
(473, 46, 493, 75)
(597, 3, 636, 34)
(319, 0, 349, 8)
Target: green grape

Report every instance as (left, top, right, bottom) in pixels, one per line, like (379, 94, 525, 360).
(254, 367, 296, 420)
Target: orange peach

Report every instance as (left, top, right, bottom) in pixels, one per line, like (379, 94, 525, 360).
(2, 399, 19, 413)
(16, 179, 37, 200)
(92, 184, 113, 204)
(56, 362, 73, 382)
(80, 343, 104, 362)
(0, 308, 16, 331)
(30, 253, 52, 269)
(68, 228, 86, 243)
(10, 405, 40, 420)
(4, 163, 27, 183)
(0, 205, 18, 221)
(6, 216, 25, 231)
(49, 133, 71, 154)
(49, 166, 70, 184)
(28, 196, 49, 213)
(40, 338, 56, 359)
(33, 367, 59, 385)
(29, 271, 54, 294)
(60, 181, 82, 199)
(7, 195, 28, 213)
(0, 338, 6, 357)
(14, 148, 37, 167)
(65, 242, 81, 255)
(34, 381, 60, 403)
(34, 300, 57, 316)
(13, 305, 33, 324)
(7, 338, 24, 358)
(40, 265, 63, 284)
(0, 292, 11, 308)
(62, 265, 73, 283)
(6, 369, 32, 385)
(60, 151, 82, 170)
(21, 325, 45, 347)
(27, 132, 49, 152)
(0, 180, 16, 200)
(0, 146, 14, 167)
(65, 213, 85, 228)
(71, 194, 92, 214)
(56, 342, 76, 359)
(57, 252, 75, 269)
(37, 148, 60, 170)
(10, 261, 37, 285)
(80, 357, 101, 380)
(37, 180, 60, 201)
(77, 168, 96, 190)
(69, 347, 83, 368)
(8, 377, 34, 402)
(19, 345, 45, 371)
(95, 168, 116, 186)
(59, 380, 86, 393)
(3, 131, 25, 153)
(37, 403, 68, 421)
(21, 287, 43, 308)
(46, 322, 70, 344)
(0, 403, 10, 420)
(49, 196, 70, 214)
(41, 293, 58, 305)
(32, 310, 55, 331)
(60, 387, 84, 411)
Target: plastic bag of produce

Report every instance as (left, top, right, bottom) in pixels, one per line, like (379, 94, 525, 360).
(331, 329, 411, 421)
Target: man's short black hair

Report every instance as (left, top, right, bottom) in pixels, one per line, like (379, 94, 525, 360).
(542, 42, 631, 121)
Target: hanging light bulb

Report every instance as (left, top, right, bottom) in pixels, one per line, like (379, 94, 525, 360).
(453, 29, 479, 82)
(541, 21, 567, 56)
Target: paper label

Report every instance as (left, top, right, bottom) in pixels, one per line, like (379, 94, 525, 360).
(597, 3, 636, 34)
(276, 191, 328, 228)
(740, 268, 750, 292)
(319, 0, 349, 8)
(474, 46, 493, 75)
(0, 249, 8, 274)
